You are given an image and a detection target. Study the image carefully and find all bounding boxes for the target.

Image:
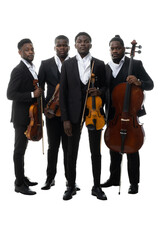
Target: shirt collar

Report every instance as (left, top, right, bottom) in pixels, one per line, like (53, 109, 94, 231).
(76, 52, 92, 63)
(21, 58, 35, 69)
(55, 55, 69, 72)
(109, 55, 125, 67)
(108, 56, 125, 78)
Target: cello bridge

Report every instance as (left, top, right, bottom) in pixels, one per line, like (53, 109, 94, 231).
(121, 118, 130, 122)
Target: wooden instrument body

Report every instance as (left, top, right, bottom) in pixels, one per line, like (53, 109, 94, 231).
(25, 80, 43, 141)
(85, 95, 105, 130)
(46, 83, 61, 117)
(104, 83, 145, 153)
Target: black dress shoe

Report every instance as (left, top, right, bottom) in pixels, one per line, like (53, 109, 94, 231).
(91, 186, 107, 200)
(128, 184, 139, 194)
(100, 179, 119, 188)
(15, 183, 36, 195)
(66, 181, 80, 191)
(24, 177, 38, 186)
(63, 187, 76, 200)
(41, 179, 55, 190)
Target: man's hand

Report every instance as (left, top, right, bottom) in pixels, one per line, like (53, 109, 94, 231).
(88, 87, 101, 96)
(44, 108, 54, 119)
(34, 87, 43, 98)
(126, 75, 141, 86)
(63, 121, 72, 136)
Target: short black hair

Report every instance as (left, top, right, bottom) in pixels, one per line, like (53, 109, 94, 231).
(75, 32, 92, 42)
(55, 35, 69, 44)
(109, 35, 124, 47)
(17, 38, 32, 50)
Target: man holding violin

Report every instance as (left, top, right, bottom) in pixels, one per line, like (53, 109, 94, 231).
(7, 38, 42, 195)
(38, 35, 71, 190)
(101, 35, 154, 194)
(60, 32, 107, 200)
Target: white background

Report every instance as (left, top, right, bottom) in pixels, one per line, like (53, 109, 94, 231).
(1, 0, 159, 239)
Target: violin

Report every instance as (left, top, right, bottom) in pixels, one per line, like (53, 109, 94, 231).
(104, 40, 144, 153)
(25, 80, 44, 143)
(85, 73, 105, 130)
(46, 83, 61, 118)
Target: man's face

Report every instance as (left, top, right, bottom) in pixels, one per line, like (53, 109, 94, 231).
(54, 39, 70, 60)
(110, 41, 125, 63)
(19, 43, 34, 63)
(75, 35, 92, 58)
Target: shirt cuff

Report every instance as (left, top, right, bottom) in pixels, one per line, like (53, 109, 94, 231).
(31, 92, 34, 98)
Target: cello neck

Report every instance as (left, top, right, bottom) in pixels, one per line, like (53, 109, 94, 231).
(122, 40, 137, 113)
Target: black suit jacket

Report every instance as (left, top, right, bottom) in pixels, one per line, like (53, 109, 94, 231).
(105, 56, 154, 120)
(60, 56, 107, 124)
(38, 57, 60, 106)
(7, 61, 36, 126)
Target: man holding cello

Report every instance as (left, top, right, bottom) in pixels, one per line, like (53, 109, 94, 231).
(101, 35, 154, 194)
(7, 39, 42, 195)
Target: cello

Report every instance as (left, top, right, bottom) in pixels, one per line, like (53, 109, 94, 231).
(25, 79, 44, 153)
(104, 40, 144, 154)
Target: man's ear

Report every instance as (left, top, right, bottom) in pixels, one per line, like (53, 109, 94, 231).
(18, 49, 21, 56)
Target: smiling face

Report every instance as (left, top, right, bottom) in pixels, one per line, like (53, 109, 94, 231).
(109, 41, 125, 63)
(75, 35, 92, 58)
(18, 43, 34, 63)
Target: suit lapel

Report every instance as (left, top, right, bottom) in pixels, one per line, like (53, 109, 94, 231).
(20, 61, 34, 81)
(51, 57, 60, 81)
(73, 56, 81, 83)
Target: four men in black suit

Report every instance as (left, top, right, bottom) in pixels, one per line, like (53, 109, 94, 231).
(7, 34, 154, 198)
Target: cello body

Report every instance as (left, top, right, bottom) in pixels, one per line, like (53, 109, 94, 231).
(104, 83, 145, 153)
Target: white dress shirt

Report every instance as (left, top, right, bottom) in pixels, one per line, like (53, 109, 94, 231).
(21, 58, 38, 79)
(76, 52, 92, 85)
(108, 56, 125, 78)
(55, 55, 69, 73)
(21, 58, 38, 98)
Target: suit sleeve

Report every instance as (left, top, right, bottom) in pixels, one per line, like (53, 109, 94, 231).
(7, 68, 32, 102)
(135, 61, 154, 91)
